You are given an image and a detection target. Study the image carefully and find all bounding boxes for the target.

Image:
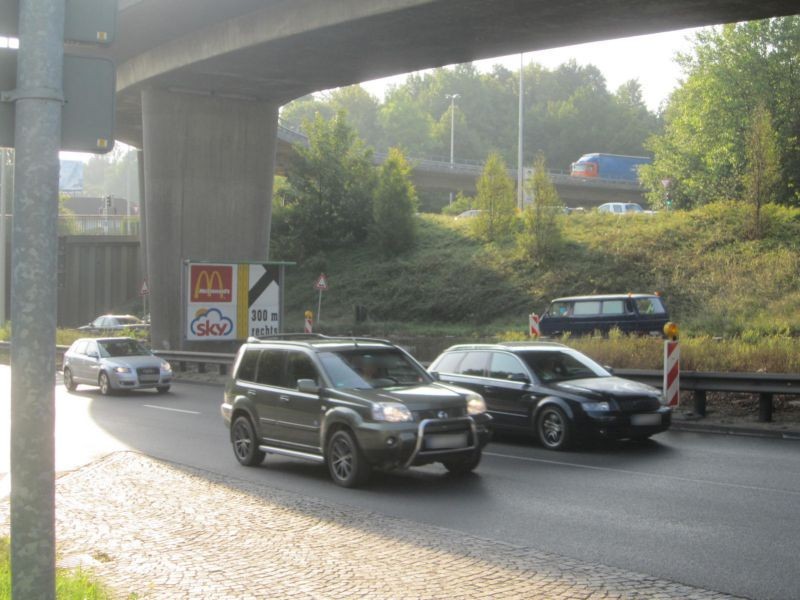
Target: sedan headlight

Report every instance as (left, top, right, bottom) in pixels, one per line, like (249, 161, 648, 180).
(372, 402, 413, 423)
(466, 392, 487, 415)
(113, 366, 132, 374)
(582, 401, 611, 412)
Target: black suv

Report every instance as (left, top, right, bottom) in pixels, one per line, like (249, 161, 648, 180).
(428, 342, 670, 450)
(221, 335, 493, 487)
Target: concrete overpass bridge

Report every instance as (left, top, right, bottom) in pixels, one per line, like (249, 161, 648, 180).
(276, 123, 646, 207)
(108, 0, 799, 349)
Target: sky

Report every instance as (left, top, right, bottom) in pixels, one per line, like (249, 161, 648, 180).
(359, 27, 703, 113)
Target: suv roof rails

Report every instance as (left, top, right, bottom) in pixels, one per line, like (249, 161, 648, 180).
(246, 333, 395, 346)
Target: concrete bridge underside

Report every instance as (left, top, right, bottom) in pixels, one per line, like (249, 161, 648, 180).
(113, 0, 800, 348)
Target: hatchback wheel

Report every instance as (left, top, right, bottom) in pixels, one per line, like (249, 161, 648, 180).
(98, 372, 114, 396)
(537, 406, 572, 450)
(231, 415, 265, 466)
(326, 429, 370, 488)
(156, 385, 170, 394)
(63, 368, 77, 391)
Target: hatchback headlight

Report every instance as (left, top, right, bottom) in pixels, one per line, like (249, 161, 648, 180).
(113, 366, 132, 374)
(583, 401, 611, 412)
(372, 402, 413, 423)
(466, 392, 487, 415)
(161, 361, 172, 372)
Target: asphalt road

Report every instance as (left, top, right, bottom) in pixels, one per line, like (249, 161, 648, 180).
(3, 370, 799, 600)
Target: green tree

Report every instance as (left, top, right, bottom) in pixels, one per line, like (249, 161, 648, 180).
(372, 148, 418, 256)
(519, 154, 563, 262)
(472, 152, 516, 242)
(743, 103, 781, 238)
(641, 17, 800, 208)
(275, 111, 376, 258)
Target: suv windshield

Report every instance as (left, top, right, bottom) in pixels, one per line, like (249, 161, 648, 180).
(318, 348, 430, 389)
(98, 339, 151, 358)
(518, 350, 608, 384)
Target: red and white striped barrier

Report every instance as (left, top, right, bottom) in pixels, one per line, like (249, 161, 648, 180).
(663, 340, 680, 407)
(529, 313, 541, 337)
(304, 310, 313, 334)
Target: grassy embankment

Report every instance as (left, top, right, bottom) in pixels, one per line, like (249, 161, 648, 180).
(1, 201, 797, 371)
(274, 200, 800, 370)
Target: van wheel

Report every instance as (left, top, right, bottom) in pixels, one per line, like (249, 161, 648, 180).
(537, 406, 572, 450)
(326, 429, 370, 488)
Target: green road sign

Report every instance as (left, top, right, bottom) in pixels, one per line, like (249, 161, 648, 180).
(0, 49, 116, 153)
(0, 0, 117, 44)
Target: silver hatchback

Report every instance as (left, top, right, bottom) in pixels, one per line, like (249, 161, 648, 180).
(63, 337, 172, 395)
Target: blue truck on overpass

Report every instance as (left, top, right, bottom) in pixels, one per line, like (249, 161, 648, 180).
(570, 153, 652, 182)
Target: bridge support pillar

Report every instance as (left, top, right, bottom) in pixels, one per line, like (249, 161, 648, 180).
(141, 89, 278, 350)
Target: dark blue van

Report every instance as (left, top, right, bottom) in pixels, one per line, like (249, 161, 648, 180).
(538, 294, 669, 337)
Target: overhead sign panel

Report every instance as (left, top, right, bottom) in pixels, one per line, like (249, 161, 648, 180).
(0, 0, 117, 44)
(0, 49, 116, 153)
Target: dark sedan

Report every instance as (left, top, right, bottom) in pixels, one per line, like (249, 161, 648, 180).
(428, 341, 670, 450)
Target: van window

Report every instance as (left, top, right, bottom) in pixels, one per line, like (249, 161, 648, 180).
(635, 297, 666, 315)
(548, 301, 571, 317)
(601, 300, 626, 315)
(573, 301, 601, 315)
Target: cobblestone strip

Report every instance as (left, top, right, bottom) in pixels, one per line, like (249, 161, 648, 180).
(0, 452, 742, 600)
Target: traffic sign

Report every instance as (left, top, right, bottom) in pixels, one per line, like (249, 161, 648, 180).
(139, 280, 149, 297)
(314, 273, 329, 291)
(0, 0, 117, 44)
(0, 50, 116, 153)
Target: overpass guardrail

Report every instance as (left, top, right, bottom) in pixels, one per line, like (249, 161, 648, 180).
(2, 343, 796, 422)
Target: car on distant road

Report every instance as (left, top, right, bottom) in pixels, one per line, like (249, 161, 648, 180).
(428, 341, 670, 450)
(221, 334, 493, 487)
(455, 209, 483, 219)
(63, 337, 172, 395)
(597, 202, 653, 214)
(78, 314, 150, 333)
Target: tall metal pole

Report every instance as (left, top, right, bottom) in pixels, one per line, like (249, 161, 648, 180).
(0, 148, 10, 326)
(517, 53, 524, 210)
(447, 93, 458, 205)
(10, 0, 65, 597)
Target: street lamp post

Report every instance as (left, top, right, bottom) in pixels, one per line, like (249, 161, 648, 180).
(446, 93, 459, 205)
(517, 53, 524, 210)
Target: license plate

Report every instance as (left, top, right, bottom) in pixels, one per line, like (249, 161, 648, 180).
(139, 376, 159, 383)
(425, 432, 468, 450)
(631, 413, 661, 426)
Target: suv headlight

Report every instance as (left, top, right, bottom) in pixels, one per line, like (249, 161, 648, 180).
(466, 392, 487, 415)
(583, 401, 611, 412)
(372, 402, 413, 423)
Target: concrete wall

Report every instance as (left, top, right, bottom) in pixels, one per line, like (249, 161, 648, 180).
(57, 236, 143, 327)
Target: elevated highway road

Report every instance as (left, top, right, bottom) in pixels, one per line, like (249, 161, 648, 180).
(104, 0, 800, 349)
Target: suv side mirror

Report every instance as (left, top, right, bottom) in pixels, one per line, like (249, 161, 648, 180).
(429, 371, 440, 381)
(297, 379, 319, 394)
(604, 365, 614, 375)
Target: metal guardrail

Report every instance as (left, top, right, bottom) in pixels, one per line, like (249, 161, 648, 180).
(617, 369, 800, 422)
(3, 342, 796, 422)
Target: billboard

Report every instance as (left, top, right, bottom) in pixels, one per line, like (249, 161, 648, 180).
(184, 261, 286, 342)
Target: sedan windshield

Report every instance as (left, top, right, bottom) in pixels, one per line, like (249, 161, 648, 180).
(519, 350, 608, 384)
(98, 339, 151, 358)
(318, 348, 430, 389)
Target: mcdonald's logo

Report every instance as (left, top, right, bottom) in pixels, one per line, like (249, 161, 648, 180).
(191, 265, 233, 303)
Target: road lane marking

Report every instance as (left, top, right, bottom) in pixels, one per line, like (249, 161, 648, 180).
(484, 451, 800, 497)
(143, 405, 200, 415)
